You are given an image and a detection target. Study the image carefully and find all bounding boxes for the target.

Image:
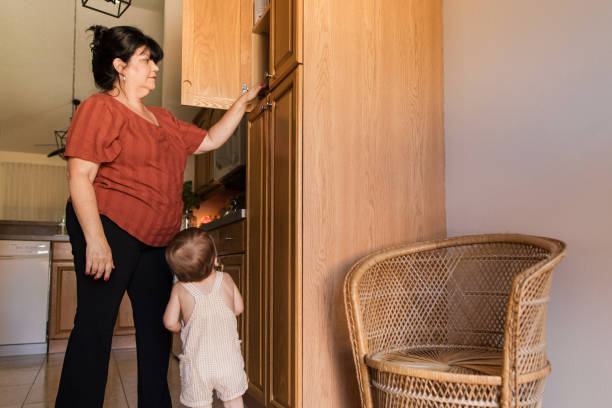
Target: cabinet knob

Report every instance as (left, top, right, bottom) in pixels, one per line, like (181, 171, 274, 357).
(264, 72, 274, 79)
(261, 101, 272, 111)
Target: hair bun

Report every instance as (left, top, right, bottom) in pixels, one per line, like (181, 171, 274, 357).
(87, 25, 108, 50)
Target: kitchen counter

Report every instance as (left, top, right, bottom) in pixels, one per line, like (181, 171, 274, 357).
(199, 209, 246, 231)
(0, 233, 69, 241)
(0, 220, 69, 242)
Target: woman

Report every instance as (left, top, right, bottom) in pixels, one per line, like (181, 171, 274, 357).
(55, 25, 262, 408)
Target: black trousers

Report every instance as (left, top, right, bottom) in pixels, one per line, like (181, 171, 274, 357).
(55, 203, 173, 408)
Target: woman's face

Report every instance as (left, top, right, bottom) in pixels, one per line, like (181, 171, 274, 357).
(123, 45, 159, 94)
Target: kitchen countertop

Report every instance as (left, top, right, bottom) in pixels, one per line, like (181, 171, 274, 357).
(0, 220, 70, 242)
(0, 234, 70, 242)
(199, 209, 246, 231)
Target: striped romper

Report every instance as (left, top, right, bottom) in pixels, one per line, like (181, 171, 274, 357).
(178, 272, 248, 407)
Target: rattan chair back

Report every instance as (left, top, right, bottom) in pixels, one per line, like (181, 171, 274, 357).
(344, 234, 566, 408)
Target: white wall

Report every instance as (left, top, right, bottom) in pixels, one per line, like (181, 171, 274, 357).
(162, 0, 201, 122)
(0, 151, 66, 167)
(163, 0, 200, 182)
(0, 0, 164, 155)
(444, 1, 612, 406)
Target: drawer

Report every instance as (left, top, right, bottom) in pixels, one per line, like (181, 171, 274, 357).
(52, 241, 73, 261)
(214, 221, 245, 255)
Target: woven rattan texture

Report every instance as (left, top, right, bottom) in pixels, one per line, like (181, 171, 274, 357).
(344, 234, 565, 408)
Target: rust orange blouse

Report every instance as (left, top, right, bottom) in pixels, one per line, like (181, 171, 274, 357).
(64, 93, 207, 246)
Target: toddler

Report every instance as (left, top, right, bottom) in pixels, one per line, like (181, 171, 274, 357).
(163, 228, 247, 408)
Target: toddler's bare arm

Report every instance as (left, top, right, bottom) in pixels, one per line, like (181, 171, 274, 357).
(163, 284, 182, 332)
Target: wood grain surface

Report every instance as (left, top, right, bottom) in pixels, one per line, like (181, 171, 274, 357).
(302, 0, 446, 406)
(182, 0, 244, 107)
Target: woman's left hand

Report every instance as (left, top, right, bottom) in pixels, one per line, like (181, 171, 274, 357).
(194, 83, 267, 154)
(240, 83, 266, 104)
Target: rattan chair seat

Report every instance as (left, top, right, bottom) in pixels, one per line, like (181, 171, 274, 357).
(367, 346, 504, 377)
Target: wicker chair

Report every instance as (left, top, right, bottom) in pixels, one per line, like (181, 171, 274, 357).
(344, 234, 566, 408)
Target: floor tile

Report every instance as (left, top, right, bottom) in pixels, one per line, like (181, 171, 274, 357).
(0, 354, 44, 387)
(112, 349, 137, 408)
(0, 383, 30, 407)
(104, 356, 129, 408)
(23, 353, 63, 404)
(0, 349, 230, 408)
(22, 402, 55, 408)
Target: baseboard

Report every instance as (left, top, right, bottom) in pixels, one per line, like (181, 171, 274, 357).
(111, 335, 136, 349)
(243, 392, 265, 408)
(0, 342, 46, 356)
(48, 335, 136, 354)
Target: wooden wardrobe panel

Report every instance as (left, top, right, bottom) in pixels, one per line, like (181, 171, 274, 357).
(268, 67, 302, 408)
(246, 106, 268, 404)
(302, 0, 446, 406)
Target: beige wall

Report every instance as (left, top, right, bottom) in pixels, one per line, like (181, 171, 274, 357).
(444, 1, 612, 406)
(162, 0, 201, 123)
(163, 0, 201, 182)
(0, 151, 66, 167)
(0, 0, 164, 155)
(0, 152, 69, 221)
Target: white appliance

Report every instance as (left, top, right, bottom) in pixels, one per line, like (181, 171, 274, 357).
(0, 240, 50, 356)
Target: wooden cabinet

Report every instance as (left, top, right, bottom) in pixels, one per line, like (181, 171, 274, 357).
(182, 0, 270, 110)
(245, 67, 301, 408)
(48, 241, 135, 353)
(194, 153, 214, 192)
(267, 67, 301, 408)
(269, 0, 302, 88)
(193, 108, 221, 192)
(246, 98, 268, 405)
(186, 1, 446, 406)
(217, 253, 245, 348)
(181, 0, 300, 107)
(48, 260, 77, 340)
(114, 295, 135, 336)
(182, 0, 253, 109)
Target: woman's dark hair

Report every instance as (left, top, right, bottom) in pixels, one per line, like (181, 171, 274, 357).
(165, 228, 217, 283)
(88, 25, 163, 91)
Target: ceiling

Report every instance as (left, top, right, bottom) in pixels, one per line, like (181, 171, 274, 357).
(0, 0, 164, 156)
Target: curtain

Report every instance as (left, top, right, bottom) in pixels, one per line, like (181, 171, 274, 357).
(0, 162, 70, 222)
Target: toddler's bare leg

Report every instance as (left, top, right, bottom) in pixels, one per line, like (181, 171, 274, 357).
(222, 396, 244, 408)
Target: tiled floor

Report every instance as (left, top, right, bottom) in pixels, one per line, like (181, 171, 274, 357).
(0, 349, 224, 408)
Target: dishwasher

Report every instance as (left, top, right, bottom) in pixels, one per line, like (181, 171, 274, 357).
(0, 240, 50, 356)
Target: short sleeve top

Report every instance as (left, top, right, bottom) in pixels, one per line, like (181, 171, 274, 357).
(64, 93, 207, 247)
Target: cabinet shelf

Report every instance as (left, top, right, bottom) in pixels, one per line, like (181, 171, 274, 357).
(253, 6, 270, 34)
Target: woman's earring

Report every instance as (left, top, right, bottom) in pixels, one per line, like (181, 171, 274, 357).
(122, 75, 126, 81)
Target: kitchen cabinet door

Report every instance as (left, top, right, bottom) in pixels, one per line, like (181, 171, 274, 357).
(49, 242, 135, 349)
(269, 0, 302, 88)
(48, 261, 77, 340)
(194, 152, 214, 192)
(246, 101, 269, 405)
(267, 66, 302, 408)
(182, 0, 253, 109)
(217, 254, 245, 348)
(114, 295, 135, 336)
